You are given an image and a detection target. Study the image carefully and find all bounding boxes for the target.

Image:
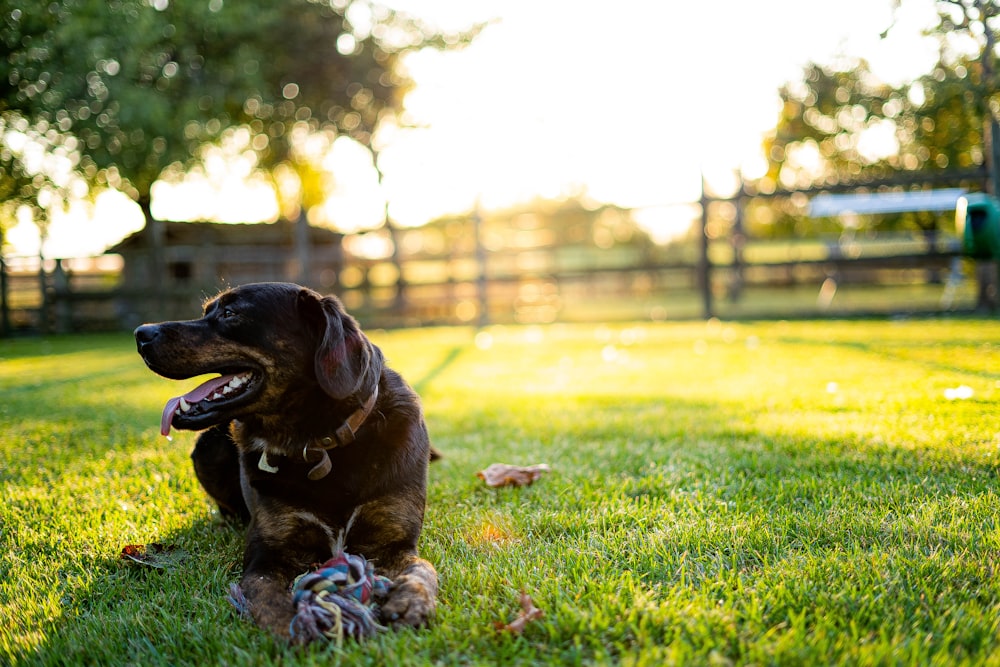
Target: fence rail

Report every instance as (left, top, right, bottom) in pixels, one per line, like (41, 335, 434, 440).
(0, 237, 977, 336)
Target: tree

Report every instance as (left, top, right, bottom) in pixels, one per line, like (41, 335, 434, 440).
(754, 60, 911, 238)
(920, 0, 1000, 193)
(0, 3, 92, 242)
(757, 56, 988, 229)
(757, 1, 1000, 305)
(761, 60, 901, 193)
(919, 0, 1000, 309)
(756, 48, 1000, 240)
(0, 0, 478, 233)
(760, 1, 1000, 197)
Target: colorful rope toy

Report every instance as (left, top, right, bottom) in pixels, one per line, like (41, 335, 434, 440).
(290, 550, 392, 642)
(228, 549, 393, 644)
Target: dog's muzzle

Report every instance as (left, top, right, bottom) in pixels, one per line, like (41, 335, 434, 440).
(134, 324, 161, 355)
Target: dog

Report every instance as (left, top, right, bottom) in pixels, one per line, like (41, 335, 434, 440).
(133, 282, 437, 639)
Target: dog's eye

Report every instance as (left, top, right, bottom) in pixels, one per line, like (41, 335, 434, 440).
(222, 307, 237, 319)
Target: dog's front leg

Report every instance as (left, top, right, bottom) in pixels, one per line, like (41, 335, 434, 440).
(239, 569, 297, 639)
(379, 554, 438, 629)
(348, 496, 439, 629)
(238, 517, 327, 641)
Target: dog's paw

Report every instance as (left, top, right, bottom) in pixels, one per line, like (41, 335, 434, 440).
(380, 573, 436, 629)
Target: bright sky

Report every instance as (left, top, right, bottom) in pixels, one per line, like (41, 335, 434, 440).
(8, 0, 943, 258)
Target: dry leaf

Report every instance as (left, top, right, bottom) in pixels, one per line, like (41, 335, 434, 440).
(496, 592, 543, 634)
(477, 463, 551, 488)
(120, 543, 184, 570)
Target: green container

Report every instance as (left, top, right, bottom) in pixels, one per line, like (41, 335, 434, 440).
(956, 193, 1000, 259)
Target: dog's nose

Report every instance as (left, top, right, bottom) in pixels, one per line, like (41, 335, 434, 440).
(134, 324, 160, 350)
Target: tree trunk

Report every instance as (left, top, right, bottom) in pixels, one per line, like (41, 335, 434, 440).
(293, 209, 310, 286)
(139, 196, 166, 316)
(372, 159, 406, 317)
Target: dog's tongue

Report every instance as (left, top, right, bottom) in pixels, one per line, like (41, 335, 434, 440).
(160, 373, 240, 437)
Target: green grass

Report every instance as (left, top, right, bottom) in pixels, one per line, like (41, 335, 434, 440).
(2, 319, 1000, 666)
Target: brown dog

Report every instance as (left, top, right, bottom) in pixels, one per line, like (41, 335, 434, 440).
(134, 282, 437, 638)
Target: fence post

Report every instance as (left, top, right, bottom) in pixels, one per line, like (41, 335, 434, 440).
(146, 215, 166, 318)
(473, 202, 489, 326)
(37, 256, 51, 334)
(0, 243, 9, 337)
(53, 259, 72, 333)
(977, 118, 1000, 312)
(729, 184, 746, 303)
(385, 219, 407, 317)
(978, 10, 1000, 312)
(698, 176, 714, 319)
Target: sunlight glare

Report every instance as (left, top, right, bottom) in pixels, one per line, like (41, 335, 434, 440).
(631, 205, 696, 245)
(316, 137, 386, 232)
(944, 385, 974, 400)
(151, 176, 278, 224)
(343, 230, 394, 260)
(857, 118, 900, 162)
(474, 331, 494, 350)
(4, 0, 950, 258)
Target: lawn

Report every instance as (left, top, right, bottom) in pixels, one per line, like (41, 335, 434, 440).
(2, 318, 999, 665)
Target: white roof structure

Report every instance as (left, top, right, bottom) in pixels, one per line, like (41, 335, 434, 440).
(809, 188, 968, 217)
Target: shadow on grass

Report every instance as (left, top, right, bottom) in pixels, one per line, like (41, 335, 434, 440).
(9, 514, 279, 667)
(773, 334, 1000, 382)
(431, 390, 999, 476)
(0, 384, 166, 487)
(411, 344, 469, 395)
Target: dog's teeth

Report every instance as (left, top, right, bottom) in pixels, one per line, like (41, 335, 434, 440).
(222, 385, 233, 395)
(211, 391, 224, 400)
(179, 398, 191, 412)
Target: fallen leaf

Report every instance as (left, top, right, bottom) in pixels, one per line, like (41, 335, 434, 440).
(496, 591, 543, 634)
(477, 463, 551, 488)
(120, 543, 185, 570)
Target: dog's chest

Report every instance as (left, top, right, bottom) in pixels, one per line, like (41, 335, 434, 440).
(236, 441, 358, 508)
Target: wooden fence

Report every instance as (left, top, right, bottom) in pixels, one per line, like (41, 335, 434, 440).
(0, 229, 977, 336)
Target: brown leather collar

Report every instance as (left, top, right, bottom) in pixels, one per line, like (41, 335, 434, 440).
(302, 384, 379, 481)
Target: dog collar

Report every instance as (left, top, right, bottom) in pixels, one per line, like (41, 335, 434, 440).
(302, 384, 380, 481)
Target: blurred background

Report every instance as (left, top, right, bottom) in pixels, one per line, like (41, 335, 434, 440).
(1, 0, 998, 333)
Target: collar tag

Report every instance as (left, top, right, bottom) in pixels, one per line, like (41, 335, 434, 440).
(258, 452, 280, 474)
(303, 447, 332, 480)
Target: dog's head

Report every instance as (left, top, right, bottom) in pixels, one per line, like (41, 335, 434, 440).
(135, 282, 383, 435)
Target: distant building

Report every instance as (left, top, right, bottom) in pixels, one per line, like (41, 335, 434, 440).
(107, 219, 344, 326)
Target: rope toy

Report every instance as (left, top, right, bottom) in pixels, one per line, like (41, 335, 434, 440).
(289, 550, 392, 643)
(227, 549, 392, 644)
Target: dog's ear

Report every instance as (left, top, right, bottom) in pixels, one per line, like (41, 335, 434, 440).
(298, 289, 383, 400)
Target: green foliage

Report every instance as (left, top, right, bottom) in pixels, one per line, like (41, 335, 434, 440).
(907, 61, 988, 171)
(762, 58, 987, 194)
(0, 0, 479, 224)
(3, 319, 1000, 665)
(747, 0, 1000, 236)
(752, 57, 986, 237)
(754, 1, 1000, 238)
(933, 0, 1000, 38)
(763, 61, 899, 189)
